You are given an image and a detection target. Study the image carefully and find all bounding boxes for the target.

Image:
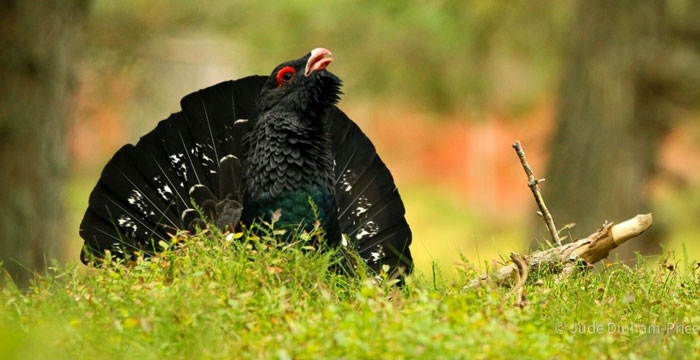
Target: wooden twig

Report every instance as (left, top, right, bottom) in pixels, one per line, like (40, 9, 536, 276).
(512, 141, 561, 246)
(467, 214, 653, 288)
(510, 253, 529, 307)
(499, 252, 529, 308)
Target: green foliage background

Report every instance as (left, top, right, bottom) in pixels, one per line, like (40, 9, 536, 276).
(85, 0, 571, 113)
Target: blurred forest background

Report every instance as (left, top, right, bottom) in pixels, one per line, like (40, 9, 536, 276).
(1, 0, 699, 284)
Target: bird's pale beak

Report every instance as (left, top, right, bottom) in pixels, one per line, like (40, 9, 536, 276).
(304, 48, 333, 77)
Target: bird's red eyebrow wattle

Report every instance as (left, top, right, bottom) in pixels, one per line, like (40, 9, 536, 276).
(276, 66, 296, 87)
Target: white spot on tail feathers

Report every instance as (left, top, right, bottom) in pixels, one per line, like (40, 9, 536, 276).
(157, 185, 173, 201)
(169, 153, 189, 181)
(370, 245, 385, 263)
(178, 163, 188, 181)
(169, 154, 183, 164)
(117, 215, 138, 235)
(339, 170, 355, 193)
(356, 229, 369, 240)
(355, 220, 378, 241)
(127, 190, 142, 203)
(127, 190, 147, 212)
(110, 242, 125, 255)
(352, 196, 372, 218)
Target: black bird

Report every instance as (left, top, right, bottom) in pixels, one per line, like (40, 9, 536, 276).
(79, 48, 413, 277)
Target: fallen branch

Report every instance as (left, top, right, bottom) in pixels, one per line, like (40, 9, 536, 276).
(469, 141, 653, 289)
(512, 141, 561, 246)
(468, 214, 653, 288)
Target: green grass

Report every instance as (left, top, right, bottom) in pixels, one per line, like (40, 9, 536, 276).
(2, 224, 700, 360)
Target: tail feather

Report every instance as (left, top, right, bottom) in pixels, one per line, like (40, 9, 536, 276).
(218, 155, 243, 200)
(102, 148, 180, 230)
(356, 218, 413, 274)
(80, 208, 156, 262)
(81, 178, 168, 259)
(80, 77, 264, 262)
(153, 112, 214, 196)
(327, 108, 413, 272)
(176, 108, 222, 195)
(81, 144, 179, 253)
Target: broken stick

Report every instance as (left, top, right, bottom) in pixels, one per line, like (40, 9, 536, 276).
(512, 141, 561, 246)
(468, 213, 653, 288)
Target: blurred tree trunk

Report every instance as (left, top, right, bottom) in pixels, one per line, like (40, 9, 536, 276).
(0, 1, 90, 285)
(542, 0, 671, 259)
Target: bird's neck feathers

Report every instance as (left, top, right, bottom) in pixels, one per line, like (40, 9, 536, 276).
(243, 110, 335, 200)
(243, 50, 341, 201)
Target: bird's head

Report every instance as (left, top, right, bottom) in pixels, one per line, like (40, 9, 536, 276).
(256, 48, 342, 118)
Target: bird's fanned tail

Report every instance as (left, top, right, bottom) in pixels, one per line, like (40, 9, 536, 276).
(80, 75, 412, 276)
(80, 77, 262, 261)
